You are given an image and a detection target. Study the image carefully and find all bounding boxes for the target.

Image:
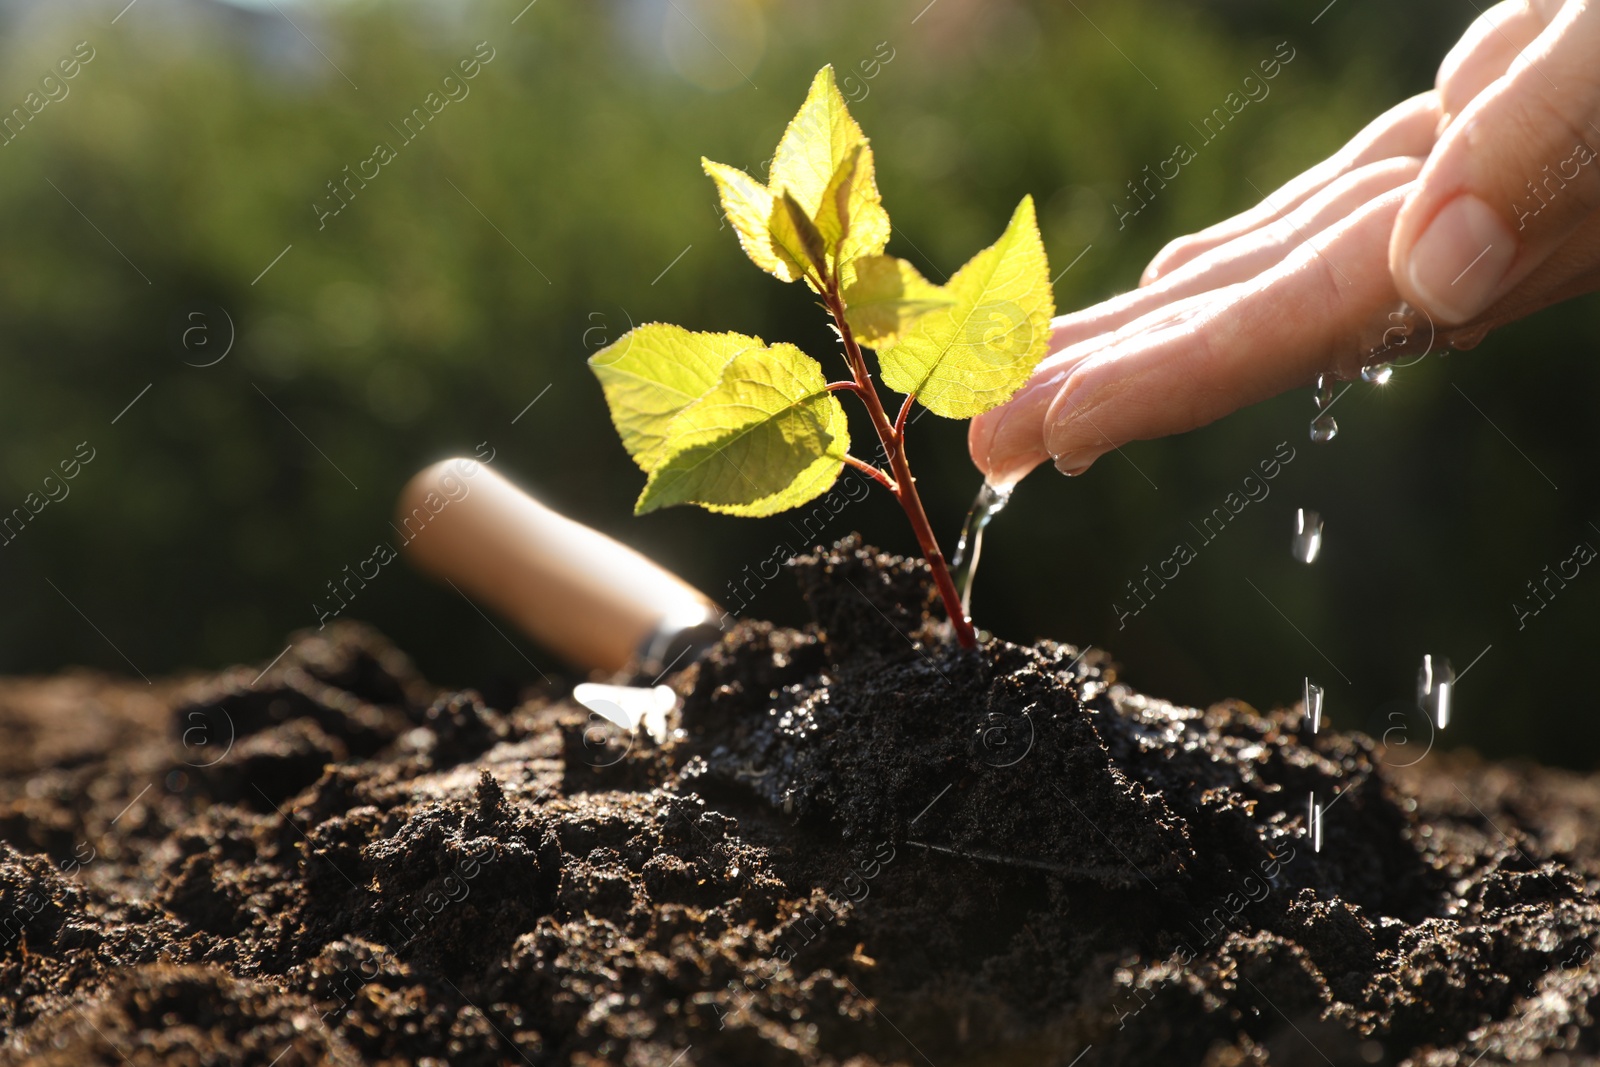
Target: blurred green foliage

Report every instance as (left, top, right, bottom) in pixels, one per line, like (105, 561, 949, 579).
(2, 0, 1596, 768)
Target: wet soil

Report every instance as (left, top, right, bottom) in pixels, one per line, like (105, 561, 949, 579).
(2, 536, 1598, 1066)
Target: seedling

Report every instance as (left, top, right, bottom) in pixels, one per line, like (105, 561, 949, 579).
(589, 66, 1054, 648)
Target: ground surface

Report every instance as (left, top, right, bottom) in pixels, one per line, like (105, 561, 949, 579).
(2, 538, 1598, 1066)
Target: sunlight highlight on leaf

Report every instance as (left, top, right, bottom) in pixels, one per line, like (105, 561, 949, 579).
(874, 196, 1054, 419)
(841, 255, 953, 344)
(703, 66, 888, 288)
(636, 345, 849, 517)
(703, 159, 806, 283)
(588, 324, 766, 472)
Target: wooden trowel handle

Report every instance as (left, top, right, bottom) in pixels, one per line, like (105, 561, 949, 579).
(396, 459, 718, 673)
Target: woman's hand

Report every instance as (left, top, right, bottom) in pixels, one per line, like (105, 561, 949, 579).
(970, 0, 1600, 487)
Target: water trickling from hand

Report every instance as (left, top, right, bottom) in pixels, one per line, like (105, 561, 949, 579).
(1310, 373, 1338, 443)
(1292, 508, 1324, 564)
(952, 480, 1015, 621)
(1303, 677, 1324, 733)
(1418, 655, 1455, 730)
(1307, 791, 1325, 852)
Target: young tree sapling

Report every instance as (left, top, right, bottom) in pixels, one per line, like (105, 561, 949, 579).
(590, 65, 1054, 648)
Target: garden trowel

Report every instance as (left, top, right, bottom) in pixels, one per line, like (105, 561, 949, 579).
(396, 458, 722, 682)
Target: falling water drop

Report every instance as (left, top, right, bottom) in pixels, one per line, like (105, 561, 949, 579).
(1309, 373, 1339, 443)
(1303, 678, 1324, 733)
(1418, 655, 1455, 730)
(1360, 362, 1394, 385)
(953, 480, 1015, 621)
(1307, 791, 1325, 853)
(1291, 509, 1324, 564)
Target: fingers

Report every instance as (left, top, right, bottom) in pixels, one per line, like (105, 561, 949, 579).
(971, 297, 1212, 485)
(1051, 157, 1422, 354)
(1041, 186, 1413, 474)
(972, 159, 1423, 483)
(1444, 206, 1600, 337)
(1391, 0, 1600, 325)
(1140, 92, 1441, 285)
(1436, 0, 1550, 124)
(976, 0, 1599, 487)
(968, 351, 1081, 488)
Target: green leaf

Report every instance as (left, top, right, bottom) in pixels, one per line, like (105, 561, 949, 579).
(814, 143, 890, 285)
(770, 191, 828, 278)
(841, 255, 954, 344)
(814, 143, 863, 253)
(875, 196, 1055, 419)
(770, 66, 890, 283)
(702, 68, 890, 287)
(702, 158, 805, 283)
(771, 66, 868, 218)
(587, 324, 765, 471)
(636, 345, 849, 518)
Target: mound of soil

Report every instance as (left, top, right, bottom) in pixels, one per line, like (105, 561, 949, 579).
(2, 536, 1598, 1066)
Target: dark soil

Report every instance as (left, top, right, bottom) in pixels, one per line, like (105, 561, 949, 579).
(2, 536, 1598, 1066)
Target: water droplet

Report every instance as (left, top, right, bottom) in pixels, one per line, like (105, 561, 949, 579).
(1313, 372, 1335, 409)
(1309, 375, 1340, 442)
(1417, 655, 1454, 730)
(1291, 509, 1323, 564)
(1307, 791, 1324, 852)
(1391, 309, 1436, 366)
(1359, 300, 1438, 370)
(952, 480, 1014, 620)
(1303, 678, 1324, 733)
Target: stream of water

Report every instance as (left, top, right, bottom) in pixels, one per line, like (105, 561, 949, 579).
(951, 480, 1015, 621)
(1418, 655, 1455, 730)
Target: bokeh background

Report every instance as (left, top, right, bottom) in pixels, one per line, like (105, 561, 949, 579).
(1, 0, 1594, 768)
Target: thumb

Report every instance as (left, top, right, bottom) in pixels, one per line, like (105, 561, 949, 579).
(1390, 0, 1600, 326)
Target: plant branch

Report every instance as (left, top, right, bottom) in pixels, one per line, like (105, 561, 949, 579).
(823, 285, 978, 649)
(842, 454, 896, 492)
(893, 391, 916, 442)
(827, 380, 864, 396)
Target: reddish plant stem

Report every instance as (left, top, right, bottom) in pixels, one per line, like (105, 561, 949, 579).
(823, 287, 978, 649)
(843, 454, 896, 492)
(893, 391, 916, 440)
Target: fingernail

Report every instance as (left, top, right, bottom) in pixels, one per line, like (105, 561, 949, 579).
(971, 364, 1076, 484)
(1043, 406, 1098, 476)
(1404, 194, 1516, 325)
(1052, 452, 1094, 476)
